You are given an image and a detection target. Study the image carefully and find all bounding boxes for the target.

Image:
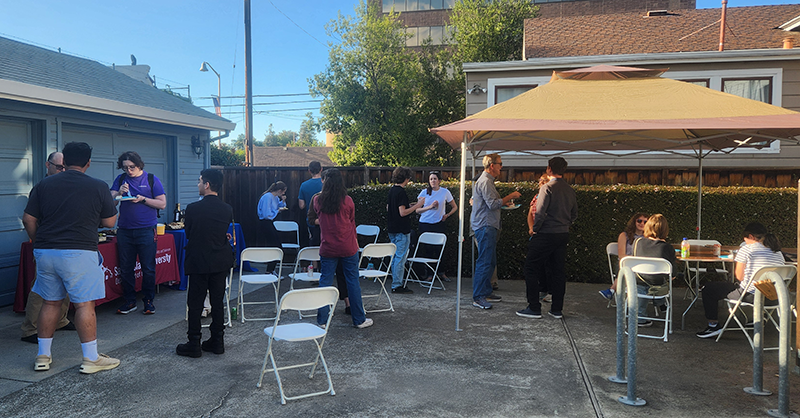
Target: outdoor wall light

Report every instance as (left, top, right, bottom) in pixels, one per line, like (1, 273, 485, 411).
(468, 84, 487, 95)
(191, 135, 204, 158)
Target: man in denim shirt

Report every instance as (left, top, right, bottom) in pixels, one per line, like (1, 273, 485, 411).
(470, 154, 520, 310)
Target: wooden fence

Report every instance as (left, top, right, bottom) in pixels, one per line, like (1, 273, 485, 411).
(218, 166, 800, 250)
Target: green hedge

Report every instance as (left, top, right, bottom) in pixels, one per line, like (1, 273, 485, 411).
(349, 183, 798, 283)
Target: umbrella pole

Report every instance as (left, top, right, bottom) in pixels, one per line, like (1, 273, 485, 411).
(696, 145, 703, 239)
(456, 137, 468, 331)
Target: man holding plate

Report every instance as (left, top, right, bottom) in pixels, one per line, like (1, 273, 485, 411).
(470, 153, 520, 310)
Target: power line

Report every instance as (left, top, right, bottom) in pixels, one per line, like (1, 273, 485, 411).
(196, 93, 313, 100)
(219, 107, 319, 115)
(199, 99, 320, 108)
(267, 0, 328, 48)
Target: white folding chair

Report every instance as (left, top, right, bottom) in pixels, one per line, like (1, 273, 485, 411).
(274, 221, 301, 271)
(257, 287, 339, 404)
(606, 242, 619, 308)
(289, 247, 321, 290)
(185, 267, 235, 328)
(356, 224, 382, 272)
(288, 246, 322, 319)
(716, 265, 796, 350)
(358, 243, 396, 313)
(356, 224, 380, 249)
(237, 248, 283, 323)
(620, 256, 673, 342)
(403, 232, 447, 294)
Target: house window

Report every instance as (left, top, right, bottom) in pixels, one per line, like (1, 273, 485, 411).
(495, 85, 537, 104)
(722, 78, 772, 104)
(680, 79, 710, 88)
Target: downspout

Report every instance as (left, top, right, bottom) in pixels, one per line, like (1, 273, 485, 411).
(718, 0, 727, 52)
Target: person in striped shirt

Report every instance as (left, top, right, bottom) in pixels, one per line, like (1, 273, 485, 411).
(696, 222, 785, 338)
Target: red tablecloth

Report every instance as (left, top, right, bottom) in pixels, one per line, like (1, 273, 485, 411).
(13, 234, 180, 313)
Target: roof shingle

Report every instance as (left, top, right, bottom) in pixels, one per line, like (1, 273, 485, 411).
(0, 36, 229, 123)
(524, 4, 800, 59)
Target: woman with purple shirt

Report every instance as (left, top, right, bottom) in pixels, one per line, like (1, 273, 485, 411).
(110, 151, 167, 315)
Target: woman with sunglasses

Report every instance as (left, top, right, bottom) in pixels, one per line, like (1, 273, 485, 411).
(599, 212, 649, 300)
(415, 171, 458, 282)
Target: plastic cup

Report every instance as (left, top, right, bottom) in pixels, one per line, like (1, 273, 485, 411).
(156, 223, 165, 235)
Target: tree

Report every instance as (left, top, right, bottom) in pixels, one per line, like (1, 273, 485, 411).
(232, 133, 245, 149)
(293, 112, 322, 147)
(210, 143, 244, 166)
(310, 1, 459, 166)
(449, 0, 538, 64)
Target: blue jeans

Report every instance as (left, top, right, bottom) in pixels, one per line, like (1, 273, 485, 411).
(473, 226, 498, 300)
(388, 232, 410, 289)
(317, 254, 366, 326)
(117, 227, 157, 304)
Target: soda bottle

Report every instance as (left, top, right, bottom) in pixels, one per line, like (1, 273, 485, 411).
(307, 264, 314, 278)
(230, 306, 238, 320)
(680, 237, 690, 258)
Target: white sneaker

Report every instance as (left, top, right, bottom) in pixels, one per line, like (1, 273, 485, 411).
(355, 318, 374, 329)
(80, 353, 120, 374)
(34, 354, 51, 371)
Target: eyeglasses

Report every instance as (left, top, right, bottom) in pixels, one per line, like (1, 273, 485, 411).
(121, 165, 138, 171)
(48, 161, 65, 171)
(492, 162, 503, 167)
(636, 219, 648, 224)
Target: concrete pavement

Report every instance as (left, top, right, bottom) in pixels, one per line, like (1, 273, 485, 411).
(0, 275, 798, 417)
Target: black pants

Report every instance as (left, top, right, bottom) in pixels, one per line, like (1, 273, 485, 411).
(701, 281, 776, 321)
(187, 271, 227, 339)
(524, 232, 569, 312)
(259, 218, 280, 272)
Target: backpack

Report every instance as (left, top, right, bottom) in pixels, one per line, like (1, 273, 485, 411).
(118, 172, 161, 217)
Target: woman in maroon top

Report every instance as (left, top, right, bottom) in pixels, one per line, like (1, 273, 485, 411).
(311, 169, 372, 329)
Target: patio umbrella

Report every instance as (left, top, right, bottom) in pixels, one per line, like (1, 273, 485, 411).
(432, 65, 800, 330)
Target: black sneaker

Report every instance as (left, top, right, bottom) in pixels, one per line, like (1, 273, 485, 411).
(548, 311, 563, 319)
(638, 320, 654, 328)
(392, 287, 413, 294)
(516, 307, 542, 318)
(472, 297, 492, 310)
(696, 324, 723, 338)
(142, 300, 155, 315)
(485, 294, 502, 303)
(117, 302, 137, 314)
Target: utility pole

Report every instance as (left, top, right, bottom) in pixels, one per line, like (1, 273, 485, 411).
(718, 0, 727, 52)
(244, 0, 254, 166)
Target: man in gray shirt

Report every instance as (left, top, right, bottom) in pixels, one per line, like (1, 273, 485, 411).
(517, 157, 577, 319)
(470, 153, 520, 309)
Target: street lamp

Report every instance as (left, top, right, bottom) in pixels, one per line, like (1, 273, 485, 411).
(199, 61, 222, 146)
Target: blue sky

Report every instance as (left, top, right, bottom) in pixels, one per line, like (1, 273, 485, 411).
(0, 1, 796, 144)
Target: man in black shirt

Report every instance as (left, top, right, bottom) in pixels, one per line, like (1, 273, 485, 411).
(23, 142, 120, 374)
(386, 167, 424, 293)
(177, 169, 235, 357)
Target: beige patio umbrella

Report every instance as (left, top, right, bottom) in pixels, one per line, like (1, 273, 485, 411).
(432, 65, 800, 330)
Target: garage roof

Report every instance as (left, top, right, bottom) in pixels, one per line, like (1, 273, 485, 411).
(0, 36, 235, 131)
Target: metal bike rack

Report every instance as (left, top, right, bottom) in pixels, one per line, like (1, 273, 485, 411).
(744, 271, 798, 418)
(608, 266, 646, 406)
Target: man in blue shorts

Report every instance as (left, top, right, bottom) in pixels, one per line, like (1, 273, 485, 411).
(23, 142, 120, 374)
